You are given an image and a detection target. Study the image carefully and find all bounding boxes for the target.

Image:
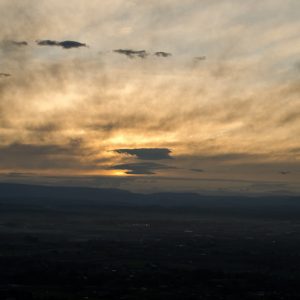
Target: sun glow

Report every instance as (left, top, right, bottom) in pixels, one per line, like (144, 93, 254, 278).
(111, 170, 127, 176)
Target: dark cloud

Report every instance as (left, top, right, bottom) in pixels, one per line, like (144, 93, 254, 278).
(114, 49, 148, 58)
(114, 49, 172, 59)
(114, 148, 172, 160)
(194, 56, 206, 61)
(0, 141, 87, 169)
(110, 162, 175, 175)
(154, 51, 172, 57)
(0, 172, 138, 190)
(206, 153, 255, 161)
(36, 40, 87, 49)
(280, 171, 290, 175)
(289, 147, 300, 154)
(89, 114, 147, 133)
(278, 111, 300, 125)
(4, 172, 33, 178)
(181, 152, 259, 163)
(249, 182, 289, 192)
(59, 41, 87, 49)
(190, 168, 204, 173)
(11, 41, 28, 46)
(0, 40, 28, 50)
(26, 122, 60, 133)
(0, 142, 72, 156)
(0, 73, 11, 78)
(0, 173, 135, 190)
(37, 40, 57, 46)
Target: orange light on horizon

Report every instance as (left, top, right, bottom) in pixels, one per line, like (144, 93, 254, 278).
(110, 170, 127, 176)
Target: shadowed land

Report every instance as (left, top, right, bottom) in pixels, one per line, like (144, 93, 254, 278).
(0, 183, 299, 299)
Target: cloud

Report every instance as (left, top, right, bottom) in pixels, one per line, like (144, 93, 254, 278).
(11, 40, 28, 46)
(5, 143, 69, 154)
(280, 171, 290, 175)
(0, 172, 136, 190)
(0, 40, 28, 48)
(190, 168, 204, 173)
(36, 40, 87, 49)
(114, 50, 172, 59)
(278, 111, 300, 125)
(110, 162, 175, 175)
(26, 122, 60, 133)
(154, 51, 172, 57)
(114, 148, 172, 160)
(114, 49, 148, 58)
(0, 73, 11, 77)
(59, 41, 87, 49)
(194, 56, 206, 61)
(37, 40, 58, 46)
(180, 153, 260, 163)
(88, 114, 148, 133)
(0, 141, 89, 169)
(0, 0, 299, 194)
(289, 147, 300, 154)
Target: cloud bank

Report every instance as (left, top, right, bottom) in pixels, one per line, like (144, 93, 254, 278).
(0, 0, 299, 194)
(114, 148, 172, 160)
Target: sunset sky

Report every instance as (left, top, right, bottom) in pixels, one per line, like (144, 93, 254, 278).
(0, 0, 299, 195)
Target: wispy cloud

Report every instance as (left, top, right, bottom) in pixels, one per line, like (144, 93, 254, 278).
(114, 49, 148, 58)
(110, 162, 175, 175)
(0, 73, 11, 77)
(36, 40, 87, 49)
(114, 148, 172, 160)
(190, 168, 204, 173)
(154, 51, 172, 57)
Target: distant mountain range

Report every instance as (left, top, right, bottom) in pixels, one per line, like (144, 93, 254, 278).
(0, 182, 299, 219)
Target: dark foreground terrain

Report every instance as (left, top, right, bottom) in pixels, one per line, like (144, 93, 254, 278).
(0, 183, 300, 299)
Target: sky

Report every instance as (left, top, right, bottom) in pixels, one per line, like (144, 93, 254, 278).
(0, 0, 299, 195)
